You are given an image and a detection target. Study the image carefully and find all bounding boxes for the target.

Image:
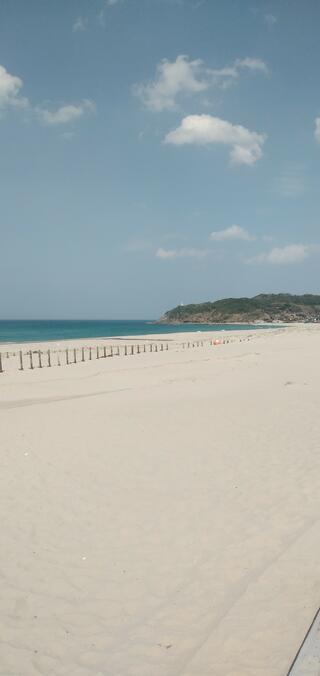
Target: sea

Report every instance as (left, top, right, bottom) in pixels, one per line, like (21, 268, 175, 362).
(0, 320, 270, 345)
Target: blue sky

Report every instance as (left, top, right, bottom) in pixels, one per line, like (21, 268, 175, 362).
(1, 0, 320, 319)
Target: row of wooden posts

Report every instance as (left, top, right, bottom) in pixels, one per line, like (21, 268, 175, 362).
(0, 341, 170, 373)
(0, 335, 246, 374)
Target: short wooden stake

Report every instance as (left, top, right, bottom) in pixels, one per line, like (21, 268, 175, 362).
(0, 353, 3, 373)
(160, 343, 163, 351)
(131, 345, 134, 355)
(137, 345, 140, 354)
(144, 344, 146, 353)
(47, 349, 51, 367)
(149, 344, 152, 352)
(103, 346, 107, 358)
(96, 346, 99, 359)
(38, 351, 42, 368)
(57, 352, 61, 367)
(89, 347, 92, 360)
(29, 351, 34, 370)
(155, 344, 158, 352)
(117, 346, 120, 356)
(124, 345, 127, 356)
(19, 350, 24, 371)
(110, 346, 114, 357)
(66, 349, 69, 365)
(74, 348, 77, 363)
(82, 347, 85, 362)
(166, 343, 168, 350)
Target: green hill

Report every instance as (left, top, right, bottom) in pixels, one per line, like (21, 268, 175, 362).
(159, 294, 320, 324)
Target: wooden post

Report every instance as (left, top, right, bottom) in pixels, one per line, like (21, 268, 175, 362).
(29, 351, 34, 370)
(131, 345, 134, 355)
(82, 347, 85, 362)
(38, 351, 42, 368)
(0, 353, 3, 373)
(188, 342, 190, 348)
(117, 346, 120, 356)
(89, 347, 92, 360)
(103, 346, 106, 358)
(57, 352, 61, 367)
(66, 349, 69, 365)
(166, 343, 169, 350)
(19, 350, 24, 371)
(47, 349, 51, 367)
(125, 345, 127, 356)
(96, 346, 99, 359)
(150, 344, 152, 352)
(155, 344, 158, 352)
(160, 343, 163, 351)
(74, 348, 77, 363)
(144, 344, 146, 353)
(137, 345, 140, 354)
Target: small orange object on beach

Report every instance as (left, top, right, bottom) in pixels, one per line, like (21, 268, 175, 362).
(213, 339, 221, 346)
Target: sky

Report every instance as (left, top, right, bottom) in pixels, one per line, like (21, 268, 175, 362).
(1, 0, 320, 319)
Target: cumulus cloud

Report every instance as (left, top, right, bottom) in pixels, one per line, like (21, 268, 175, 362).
(36, 99, 95, 125)
(315, 118, 320, 143)
(210, 224, 252, 241)
(0, 63, 94, 130)
(72, 16, 87, 32)
(211, 57, 269, 84)
(156, 247, 209, 259)
(248, 244, 310, 265)
(133, 55, 207, 112)
(164, 114, 266, 165)
(0, 64, 29, 109)
(134, 54, 269, 110)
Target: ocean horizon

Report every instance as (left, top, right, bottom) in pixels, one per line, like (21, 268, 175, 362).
(0, 319, 271, 344)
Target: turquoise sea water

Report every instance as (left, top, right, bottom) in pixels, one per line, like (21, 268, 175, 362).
(0, 320, 269, 344)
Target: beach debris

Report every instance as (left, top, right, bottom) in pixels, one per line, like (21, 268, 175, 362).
(81, 556, 87, 561)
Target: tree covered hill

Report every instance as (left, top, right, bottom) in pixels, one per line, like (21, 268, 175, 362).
(159, 294, 320, 324)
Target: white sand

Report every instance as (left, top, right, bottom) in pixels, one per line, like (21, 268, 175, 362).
(1, 325, 320, 676)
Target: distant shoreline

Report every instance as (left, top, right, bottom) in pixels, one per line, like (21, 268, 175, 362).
(0, 319, 275, 347)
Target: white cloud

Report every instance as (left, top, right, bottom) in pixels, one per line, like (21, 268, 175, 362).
(211, 57, 269, 84)
(315, 117, 320, 143)
(0, 64, 29, 109)
(134, 54, 269, 111)
(156, 247, 209, 259)
(37, 99, 95, 125)
(133, 55, 207, 112)
(234, 57, 269, 75)
(164, 114, 266, 165)
(210, 224, 252, 241)
(73, 16, 87, 32)
(248, 244, 310, 265)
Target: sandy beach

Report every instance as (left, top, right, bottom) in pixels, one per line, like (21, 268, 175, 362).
(1, 325, 320, 676)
